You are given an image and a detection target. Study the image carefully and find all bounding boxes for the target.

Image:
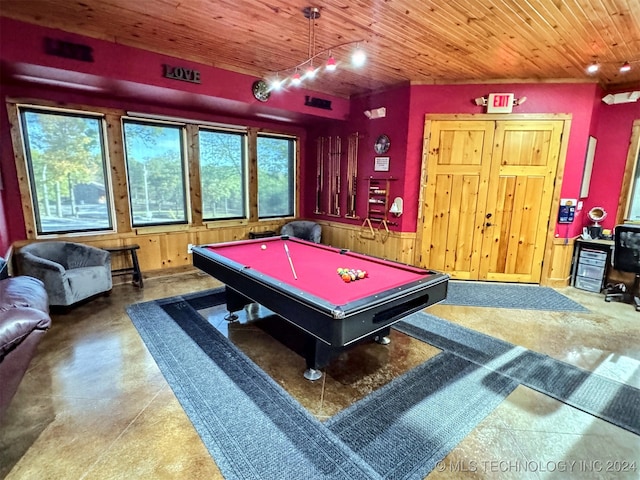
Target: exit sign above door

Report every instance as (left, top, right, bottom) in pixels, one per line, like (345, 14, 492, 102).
(487, 93, 515, 113)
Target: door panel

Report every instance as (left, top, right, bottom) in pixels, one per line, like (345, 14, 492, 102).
(421, 119, 564, 283)
(479, 121, 563, 282)
(420, 121, 494, 280)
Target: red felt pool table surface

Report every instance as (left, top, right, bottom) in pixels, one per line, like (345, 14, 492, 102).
(202, 236, 432, 306)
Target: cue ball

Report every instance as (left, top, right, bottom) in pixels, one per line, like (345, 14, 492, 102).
(261, 244, 267, 250)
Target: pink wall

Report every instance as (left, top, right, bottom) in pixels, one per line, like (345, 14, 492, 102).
(0, 17, 350, 247)
(0, 17, 350, 122)
(304, 85, 411, 228)
(1, 16, 638, 254)
(403, 83, 603, 237)
(0, 186, 9, 258)
(584, 96, 640, 230)
(307, 82, 610, 236)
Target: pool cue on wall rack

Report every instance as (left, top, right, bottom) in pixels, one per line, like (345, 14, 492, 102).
(283, 243, 298, 280)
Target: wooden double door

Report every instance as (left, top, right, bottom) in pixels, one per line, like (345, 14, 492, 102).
(419, 116, 568, 283)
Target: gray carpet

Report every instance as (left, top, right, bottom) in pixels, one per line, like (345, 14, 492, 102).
(127, 291, 519, 479)
(443, 281, 589, 311)
(325, 353, 517, 479)
(127, 289, 638, 479)
(395, 312, 640, 436)
(128, 295, 381, 480)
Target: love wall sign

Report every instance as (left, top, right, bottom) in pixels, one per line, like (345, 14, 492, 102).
(163, 64, 201, 84)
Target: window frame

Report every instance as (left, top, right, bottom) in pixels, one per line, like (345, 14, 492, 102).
(17, 104, 116, 237)
(618, 119, 640, 224)
(256, 132, 297, 220)
(198, 126, 249, 222)
(8, 100, 300, 240)
(122, 117, 191, 228)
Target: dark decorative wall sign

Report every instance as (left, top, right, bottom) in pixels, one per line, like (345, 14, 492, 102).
(163, 64, 201, 84)
(44, 37, 94, 62)
(304, 96, 332, 110)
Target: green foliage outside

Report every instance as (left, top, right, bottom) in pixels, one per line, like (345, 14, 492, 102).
(22, 110, 111, 232)
(21, 111, 295, 234)
(123, 122, 187, 224)
(257, 136, 294, 217)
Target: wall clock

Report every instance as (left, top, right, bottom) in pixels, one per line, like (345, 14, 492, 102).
(374, 134, 390, 154)
(252, 79, 271, 102)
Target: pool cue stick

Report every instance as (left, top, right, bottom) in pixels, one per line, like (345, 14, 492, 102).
(283, 243, 298, 280)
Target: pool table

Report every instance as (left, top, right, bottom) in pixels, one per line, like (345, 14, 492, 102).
(192, 236, 448, 380)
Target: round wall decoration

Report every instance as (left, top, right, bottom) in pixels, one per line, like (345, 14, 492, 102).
(374, 134, 390, 154)
(252, 79, 271, 102)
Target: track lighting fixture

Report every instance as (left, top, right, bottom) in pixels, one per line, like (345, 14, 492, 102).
(266, 6, 365, 91)
(585, 59, 639, 75)
(586, 62, 600, 74)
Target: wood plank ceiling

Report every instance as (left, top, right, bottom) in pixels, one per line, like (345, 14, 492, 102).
(1, 0, 639, 98)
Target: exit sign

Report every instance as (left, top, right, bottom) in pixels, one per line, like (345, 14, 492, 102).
(487, 93, 515, 113)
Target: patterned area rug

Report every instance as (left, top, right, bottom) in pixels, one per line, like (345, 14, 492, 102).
(396, 313, 640, 436)
(442, 281, 589, 311)
(127, 289, 636, 479)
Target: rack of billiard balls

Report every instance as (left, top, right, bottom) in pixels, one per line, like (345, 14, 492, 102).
(337, 268, 368, 283)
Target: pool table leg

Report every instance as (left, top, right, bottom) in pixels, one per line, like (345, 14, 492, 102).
(302, 326, 393, 381)
(224, 287, 251, 322)
(304, 368, 323, 381)
(374, 326, 392, 345)
(224, 312, 239, 322)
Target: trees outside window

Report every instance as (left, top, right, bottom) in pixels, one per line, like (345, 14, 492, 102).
(199, 129, 246, 220)
(627, 148, 640, 221)
(15, 105, 298, 237)
(123, 120, 188, 227)
(257, 135, 295, 218)
(19, 108, 113, 235)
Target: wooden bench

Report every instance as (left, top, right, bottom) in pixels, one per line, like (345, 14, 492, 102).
(248, 230, 277, 239)
(104, 244, 143, 288)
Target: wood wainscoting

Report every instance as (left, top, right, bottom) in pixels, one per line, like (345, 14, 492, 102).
(317, 221, 417, 266)
(12, 221, 575, 287)
(11, 220, 287, 282)
(541, 237, 575, 288)
(319, 220, 575, 287)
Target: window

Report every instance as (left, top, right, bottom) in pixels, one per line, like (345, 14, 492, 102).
(620, 120, 640, 223)
(627, 146, 640, 221)
(199, 129, 247, 220)
(257, 134, 295, 218)
(19, 107, 113, 235)
(123, 120, 188, 227)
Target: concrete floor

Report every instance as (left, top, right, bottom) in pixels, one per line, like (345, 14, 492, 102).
(1, 270, 638, 479)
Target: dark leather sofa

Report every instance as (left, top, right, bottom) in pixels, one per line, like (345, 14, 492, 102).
(0, 259, 52, 419)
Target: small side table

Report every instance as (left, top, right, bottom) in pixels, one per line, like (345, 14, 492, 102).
(104, 244, 143, 288)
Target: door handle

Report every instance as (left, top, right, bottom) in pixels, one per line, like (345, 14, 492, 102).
(486, 222, 493, 227)
(486, 213, 492, 219)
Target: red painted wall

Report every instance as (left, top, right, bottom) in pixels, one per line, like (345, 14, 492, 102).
(304, 85, 411, 227)
(584, 96, 640, 230)
(404, 83, 603, 238)
(0, 17, 350, 251)
(308, 82, 613, 238)
(0, 17, 350, 122)
(1, 17, 638, 258)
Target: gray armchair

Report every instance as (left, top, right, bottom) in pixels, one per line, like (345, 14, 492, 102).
(17, 242, 112, 307)
(280, 221, 322, 243)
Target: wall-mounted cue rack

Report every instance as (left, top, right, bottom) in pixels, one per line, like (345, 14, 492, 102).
(314, 137, 325, 214)
(360, 177, 397, 243)
(314, 135, 342, 216)
(345, 132, 359, 219)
